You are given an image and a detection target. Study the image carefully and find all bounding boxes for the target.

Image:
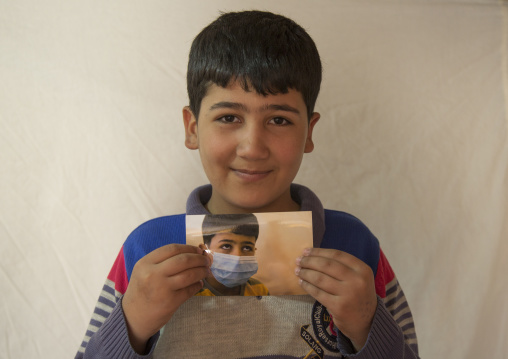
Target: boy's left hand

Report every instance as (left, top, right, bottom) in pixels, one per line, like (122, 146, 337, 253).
(295, 248, 377, 351)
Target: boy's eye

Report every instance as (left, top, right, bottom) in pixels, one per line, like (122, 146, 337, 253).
(220, 244, 232, 250)
(218, 115, 240, 123)
(269, 117, 291, 126)
(242, 246, 254, 252)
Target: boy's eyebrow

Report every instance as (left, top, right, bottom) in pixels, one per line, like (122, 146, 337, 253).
(209, 101, 248, 112)
(260, 104, 300, 115)
(209, 102, 300, 115)
(218, 239, 256, 246)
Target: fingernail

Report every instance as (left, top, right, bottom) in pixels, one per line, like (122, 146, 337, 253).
(303, 248, 311, 256)
(296, 256, 302, 266)
(295, 266, 301, 276)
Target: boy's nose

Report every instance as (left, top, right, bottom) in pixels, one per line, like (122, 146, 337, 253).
(236, 124, 269, 160)
(232, 247, 243, 257)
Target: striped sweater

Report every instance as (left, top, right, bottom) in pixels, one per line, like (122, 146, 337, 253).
(76, 184, 419, 358)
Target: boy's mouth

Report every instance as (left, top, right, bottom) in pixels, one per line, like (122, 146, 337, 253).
(232, 168, 272, 181)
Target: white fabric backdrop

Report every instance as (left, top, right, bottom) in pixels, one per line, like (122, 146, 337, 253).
(1, 1, 507, 358)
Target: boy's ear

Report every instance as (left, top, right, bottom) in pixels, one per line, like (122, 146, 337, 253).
(183, 106, 199, 150)
(304, 112, 320, 153)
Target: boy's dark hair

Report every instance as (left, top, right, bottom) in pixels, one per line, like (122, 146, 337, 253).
(202, 214, 259, 247)
(187, 10, 322, 120)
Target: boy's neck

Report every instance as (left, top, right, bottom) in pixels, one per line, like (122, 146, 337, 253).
(205, 190, 301, 214)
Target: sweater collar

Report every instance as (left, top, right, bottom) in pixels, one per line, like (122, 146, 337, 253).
(186, 184, 325, 247)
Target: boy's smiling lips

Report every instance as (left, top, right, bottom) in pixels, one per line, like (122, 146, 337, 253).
(231, 168, 273, 181)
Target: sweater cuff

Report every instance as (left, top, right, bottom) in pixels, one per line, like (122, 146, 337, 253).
(88, 298, 160, 358)
(336, 296, 405, 358)
(336, 329, 356, 355)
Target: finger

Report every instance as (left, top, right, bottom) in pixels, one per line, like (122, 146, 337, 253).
(146, 243, 204, 264)
(298, 277, 339, 306)
(297, 254, 353, 281)
(158, 252, 211, 277)
(173, 279, 206, 302)
(296, 267, 343, 296)
(166, 266, 210, 291)
(301, 248, 368, 273)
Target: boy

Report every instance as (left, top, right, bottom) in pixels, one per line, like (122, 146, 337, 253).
(196, 213, 269, 296)
(76, 10, 419, 358)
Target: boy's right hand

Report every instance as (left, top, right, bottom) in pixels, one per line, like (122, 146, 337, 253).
(122, 244, 211, 354)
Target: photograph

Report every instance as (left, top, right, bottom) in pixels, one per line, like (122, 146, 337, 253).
(186, 212, 313, 296)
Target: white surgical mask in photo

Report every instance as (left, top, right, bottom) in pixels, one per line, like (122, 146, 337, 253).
(210, 252, 258, 288)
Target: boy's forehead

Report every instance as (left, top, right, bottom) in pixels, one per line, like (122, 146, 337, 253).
(201, 81, 308, 114)
(211, 231, 256, 241)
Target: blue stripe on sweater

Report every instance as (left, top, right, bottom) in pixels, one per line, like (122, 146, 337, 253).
(122, 214, 186, 280)
(321, 209, 380, 277)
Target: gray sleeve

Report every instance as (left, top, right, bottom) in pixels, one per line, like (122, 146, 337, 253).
(75, 298, 160, 359)
(336, 296, 420, 358)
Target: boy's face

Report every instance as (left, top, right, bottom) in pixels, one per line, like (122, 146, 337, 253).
(209, 232, 256, 257)
(183, 81, 319, 214)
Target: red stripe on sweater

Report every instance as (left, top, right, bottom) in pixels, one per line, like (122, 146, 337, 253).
(107, 247, 129, 295)
(374, 249, 395, 298)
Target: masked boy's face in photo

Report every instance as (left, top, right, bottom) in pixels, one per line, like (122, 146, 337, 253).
(209, 232, 256, 257)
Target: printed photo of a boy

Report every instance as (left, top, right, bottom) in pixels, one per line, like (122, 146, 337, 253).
(187, 211, 312, 296)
